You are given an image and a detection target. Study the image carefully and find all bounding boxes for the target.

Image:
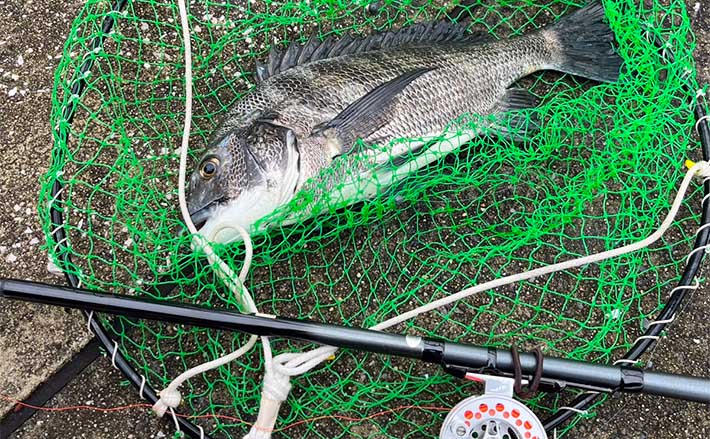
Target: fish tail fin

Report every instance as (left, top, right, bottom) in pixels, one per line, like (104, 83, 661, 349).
(543, 2, 622, 82)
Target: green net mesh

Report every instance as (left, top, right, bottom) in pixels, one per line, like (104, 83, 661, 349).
(41, 0, 702, 437)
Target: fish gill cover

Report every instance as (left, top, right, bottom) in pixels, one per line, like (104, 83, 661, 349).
(41, 0, 700, 437)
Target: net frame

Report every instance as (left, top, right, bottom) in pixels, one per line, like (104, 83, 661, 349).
(42, 0, 710, 437)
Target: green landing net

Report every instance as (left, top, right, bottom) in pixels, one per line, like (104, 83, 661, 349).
(41, 0, 702, 437)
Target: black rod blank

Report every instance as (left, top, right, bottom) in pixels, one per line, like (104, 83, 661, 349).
(2, 278, 710, 404)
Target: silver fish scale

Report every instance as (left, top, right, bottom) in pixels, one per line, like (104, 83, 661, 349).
(226, 134, 248, 198)
(222, 119, 296, 198)
(272, 34, 554, 181)
(211, 74, 316, 143)
(212, 34, 557, 200)
(213, 91, 274, 141)
(210, 33, 558, 205)
(254, 34, 557, 215)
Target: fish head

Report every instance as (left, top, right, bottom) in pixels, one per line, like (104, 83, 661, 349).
(187, 120, 299, 243)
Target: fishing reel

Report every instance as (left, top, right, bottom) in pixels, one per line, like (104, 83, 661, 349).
(439, 374, 547, 439)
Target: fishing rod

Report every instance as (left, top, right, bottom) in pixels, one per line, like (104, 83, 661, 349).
(2, 278, 709, 407)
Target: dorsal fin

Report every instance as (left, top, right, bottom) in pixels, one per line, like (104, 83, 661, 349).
(267, 49, 282, 77)
(310, 34, 336, 61)
(255, 20, 489, 82)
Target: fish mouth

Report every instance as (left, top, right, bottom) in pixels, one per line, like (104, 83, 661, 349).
(188, 198, 225, 231)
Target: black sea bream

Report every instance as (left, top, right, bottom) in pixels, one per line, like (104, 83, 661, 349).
(187, 2, 622, 243)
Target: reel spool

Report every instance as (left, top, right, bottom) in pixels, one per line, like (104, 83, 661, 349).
(440, 375, 546, 439)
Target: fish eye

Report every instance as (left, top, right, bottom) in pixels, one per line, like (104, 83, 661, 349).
(199, 157, 220, 179)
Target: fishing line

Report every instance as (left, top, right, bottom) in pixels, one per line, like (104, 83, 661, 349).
(0, 393, 452, 432)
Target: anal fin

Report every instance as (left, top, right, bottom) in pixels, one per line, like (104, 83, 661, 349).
(497, 87, 539, 112)
(492, 87, 541, 141)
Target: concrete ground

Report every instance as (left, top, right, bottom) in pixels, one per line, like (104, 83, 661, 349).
(1, 0, 709, 438)
(0, 0, 91, 422)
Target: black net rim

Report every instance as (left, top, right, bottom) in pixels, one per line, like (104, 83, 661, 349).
(44, 0, 710, 437)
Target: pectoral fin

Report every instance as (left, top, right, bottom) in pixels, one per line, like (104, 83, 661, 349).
(311, 67, 436, 158)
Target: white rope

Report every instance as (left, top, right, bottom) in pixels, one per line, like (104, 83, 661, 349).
(686, 243, 710, 262)
(557, 406, 589, 415)
(54, 235, 68, 248)
(695, 114, 710, 135)
(139, 375, 147, 399)
(633, 335, 660, 342)
(86, 310, 94, 332)
(251, 160, 710, 435)
(50, 224, 63, 236)
(169, 407, 181, 433)
(623, 276, 702, 362)
(48, 186, 64, 209)
(372, 162, 708, 331)
(646, 314, 676, 326)
(154, 0, 269, 422)
(175, 0, 194, 237)
(111, 341, 119, 369)
(669, 280, 700, 294)
(613, 359, 639, 365)
(696, 222, 710, 235)
(153, 334, 259, 415)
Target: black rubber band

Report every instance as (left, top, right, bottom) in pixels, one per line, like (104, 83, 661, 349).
(526, 347, 544, 397)
(619, 367, 644, 392)
(512, 345, 523, 395)
(511, 345, 544, 399)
